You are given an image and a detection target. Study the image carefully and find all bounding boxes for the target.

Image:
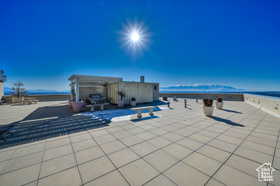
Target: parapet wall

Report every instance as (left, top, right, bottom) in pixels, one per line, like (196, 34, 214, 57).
(4, 94, 70, 102)
(244, 94, 280, 118)
(160, 93, 244, 101)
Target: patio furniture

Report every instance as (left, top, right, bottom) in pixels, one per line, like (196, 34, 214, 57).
(88, 94, 109, 111)
(89, 103, 110, 111)
(131, 106, 155, 119)
(162, 97, 168, 101)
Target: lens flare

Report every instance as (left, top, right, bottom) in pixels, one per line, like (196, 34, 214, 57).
(121, 22, 149, 53)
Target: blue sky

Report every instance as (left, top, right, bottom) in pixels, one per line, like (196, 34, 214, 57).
(0, 0, 279, 91)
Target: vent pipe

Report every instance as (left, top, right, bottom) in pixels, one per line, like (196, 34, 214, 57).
(140, 76, 145, 83)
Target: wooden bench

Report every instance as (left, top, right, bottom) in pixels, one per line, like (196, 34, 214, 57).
(131, 106, 155, 119)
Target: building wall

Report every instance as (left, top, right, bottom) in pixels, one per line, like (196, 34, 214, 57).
(4, 94, 70, 102)
(0, 82, 3, 100)
(107, 82, 158, 105)
(107, 83, 119, 104)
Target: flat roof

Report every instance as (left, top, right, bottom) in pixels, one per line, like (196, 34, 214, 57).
(68, 74, 123, 83)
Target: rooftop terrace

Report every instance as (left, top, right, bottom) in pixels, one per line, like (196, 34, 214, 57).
(0, 99, 279, 186)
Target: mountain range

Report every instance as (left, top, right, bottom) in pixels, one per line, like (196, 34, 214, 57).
(160, 84, 243, 92)
(4, 87, 69, 95)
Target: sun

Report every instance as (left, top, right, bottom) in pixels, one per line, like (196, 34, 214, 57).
(121, 21, 149, 53)
(130, 30, 141, 43)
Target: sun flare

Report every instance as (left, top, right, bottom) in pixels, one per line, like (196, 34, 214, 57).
(121, 22, 149, 52)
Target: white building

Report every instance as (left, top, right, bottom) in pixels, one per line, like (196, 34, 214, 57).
(0, 70, 7, 100)
(69, 75, 159, 105)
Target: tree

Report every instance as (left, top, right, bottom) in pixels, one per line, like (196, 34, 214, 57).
(12, 81, 26, 98)
(0, 70, 7, 82)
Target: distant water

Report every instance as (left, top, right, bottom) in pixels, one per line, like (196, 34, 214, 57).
(245, 91, 280, 98)
(160, 90, 280, 98)
(4, 91, 69, 95)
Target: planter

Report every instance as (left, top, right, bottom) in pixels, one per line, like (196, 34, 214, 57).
(131, 100, 136, 107)
(203, 106, 214, 116)
(71, 102, 84, 112)
(69, 101, 74, 109)
(118, 100, 125, 108)
(216, 101, 223, 109)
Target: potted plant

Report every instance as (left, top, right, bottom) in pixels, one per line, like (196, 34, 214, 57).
(71, 101, 85, 112)
(216, 98, 223, 109)
(203, 99, 214, 116)
(131, 97, 136, 106)
(118, 91, 125, 107)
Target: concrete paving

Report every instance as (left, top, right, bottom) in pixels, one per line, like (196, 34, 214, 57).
(0, 99, 280, 186)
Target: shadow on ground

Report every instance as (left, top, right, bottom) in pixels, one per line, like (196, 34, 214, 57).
(131, 116, 160, 122)
(210, 116, 245, 127)
(24, 105, 73, 120)
(0, 101, 168, 149)
(221, 108, 242, 114)
(0, 104, 109, 149)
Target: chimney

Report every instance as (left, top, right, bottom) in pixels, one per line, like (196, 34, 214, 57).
(140, 76, 145, 83)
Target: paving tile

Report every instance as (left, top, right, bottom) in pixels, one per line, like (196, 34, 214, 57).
(13, 143, 44, 157)
(44, 145, 72, 161)
(79, 156, 115, 183)
(119, 159, 159, 186)
(38, 167, 81, 186)
(206, 178, 226, 186)
(176, 138, 204, 150)
(190, 134, 212, 143)
(0, 149, 15, 162)
(100, 140, 126, 154)
(162, 132, 184, 142)
(163, 143, 193, 160)
(165, 161, 209, 186)
(94, 134, 116, 145)
(40, 153, 75, 178)
(225, 154, 261, 178)
(24, 181, 37, 186)
(9, 151, 43, 171)
(144, 149, 177, 172)
(76, 146, 104, 164)
(241, 141, 275, 156)
(112, 130, 132, 139)
(45, 137, 70, 149)
(70, 133, 92, 143)
(208, 139, 238, 152)
(130, 141, 158, 157)
(144, 175, 177, 186)
(109, 148, 139, 168)
(216, 134, 243, 145)
(149, 128, 168, 135)
(148, 137, 171, 148)
(0, 159, 12, 174)
(0, 164, 40, 186)
(136, 132, 156, 140)
(214, 165, 265, 186)
(72, 139, 97, 152)
(183, 152, 222, 176)
(119, 136, 144, 146)
(197, 145, 231, 162)
(234, 147, 273, 164)
(84, 170, 129, 186)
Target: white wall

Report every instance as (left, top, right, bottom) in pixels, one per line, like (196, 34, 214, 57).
(244, 94, 280, 118)
(107, 82, 158, 105)
(0, 82, 3, 100)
